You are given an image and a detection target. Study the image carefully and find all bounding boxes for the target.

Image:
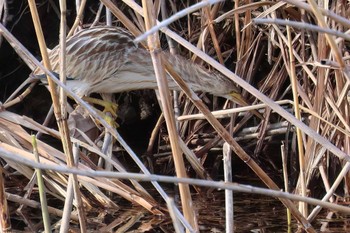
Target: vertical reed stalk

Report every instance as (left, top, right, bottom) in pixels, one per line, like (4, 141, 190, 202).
(141, 1, 198, 231)
(287, 26, 307, 216)
(0, 168, 11, 232)
(167, 198, 184, 233)
(32, 135, 51, 233)
(223, 142, 234, 233)
(281, 143, 292, 227)
(27, 0, 86, 231)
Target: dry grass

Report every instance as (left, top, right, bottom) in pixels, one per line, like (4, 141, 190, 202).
(1, 0, 350, 232)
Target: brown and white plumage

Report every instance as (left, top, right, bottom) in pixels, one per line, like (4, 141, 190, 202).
(34, 26, 241, 98)
(33, 26, 266, 120)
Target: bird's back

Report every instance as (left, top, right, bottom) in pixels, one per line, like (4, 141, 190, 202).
(34, 26, 238, 97)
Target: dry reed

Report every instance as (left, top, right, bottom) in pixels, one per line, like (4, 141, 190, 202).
(1, 0, 350, 232)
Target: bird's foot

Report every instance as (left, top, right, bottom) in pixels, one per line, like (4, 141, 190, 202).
(82, 96, 118, 117)
(102, 102, 119, 119)
(103, 112, 119, 128)
(82, 96, 119, 127)
(91, 108, 119, 128)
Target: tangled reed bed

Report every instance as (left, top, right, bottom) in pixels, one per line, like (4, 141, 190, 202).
(1, 0, 350, 232)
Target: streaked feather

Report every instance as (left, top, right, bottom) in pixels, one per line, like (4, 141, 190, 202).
(34, 26, 240, 98)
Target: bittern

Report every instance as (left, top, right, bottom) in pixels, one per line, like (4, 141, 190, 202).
(33, 26, 261, 118)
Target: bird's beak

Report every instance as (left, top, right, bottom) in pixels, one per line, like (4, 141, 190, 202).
(227, 92, 264, 120)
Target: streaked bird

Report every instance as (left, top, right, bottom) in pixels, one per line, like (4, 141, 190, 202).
(34, 26, 261, 118)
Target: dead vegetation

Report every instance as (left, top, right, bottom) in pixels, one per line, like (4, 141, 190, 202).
(1, 0, 350, 232)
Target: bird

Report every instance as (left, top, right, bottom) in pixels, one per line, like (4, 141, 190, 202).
(33, 26, 262, 119)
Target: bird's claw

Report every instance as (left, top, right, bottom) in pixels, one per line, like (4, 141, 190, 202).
(82, 96, 119, 127)
(100, 102, 119, 128)
(102, 102, 119, 118)
(103, 112, 120, 128)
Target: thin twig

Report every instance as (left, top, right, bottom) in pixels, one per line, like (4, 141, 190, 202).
(134, 0, 224, 43)
(253, 18, 350, 42)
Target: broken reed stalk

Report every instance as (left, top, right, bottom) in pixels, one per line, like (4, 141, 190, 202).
(287, 26, 307, 217)
(141, 0, 198, 231)
(2, 79, 37, 109)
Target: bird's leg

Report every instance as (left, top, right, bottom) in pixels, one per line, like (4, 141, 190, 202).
(82, 95, 119, 127)
(82, 96, 118, 117)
